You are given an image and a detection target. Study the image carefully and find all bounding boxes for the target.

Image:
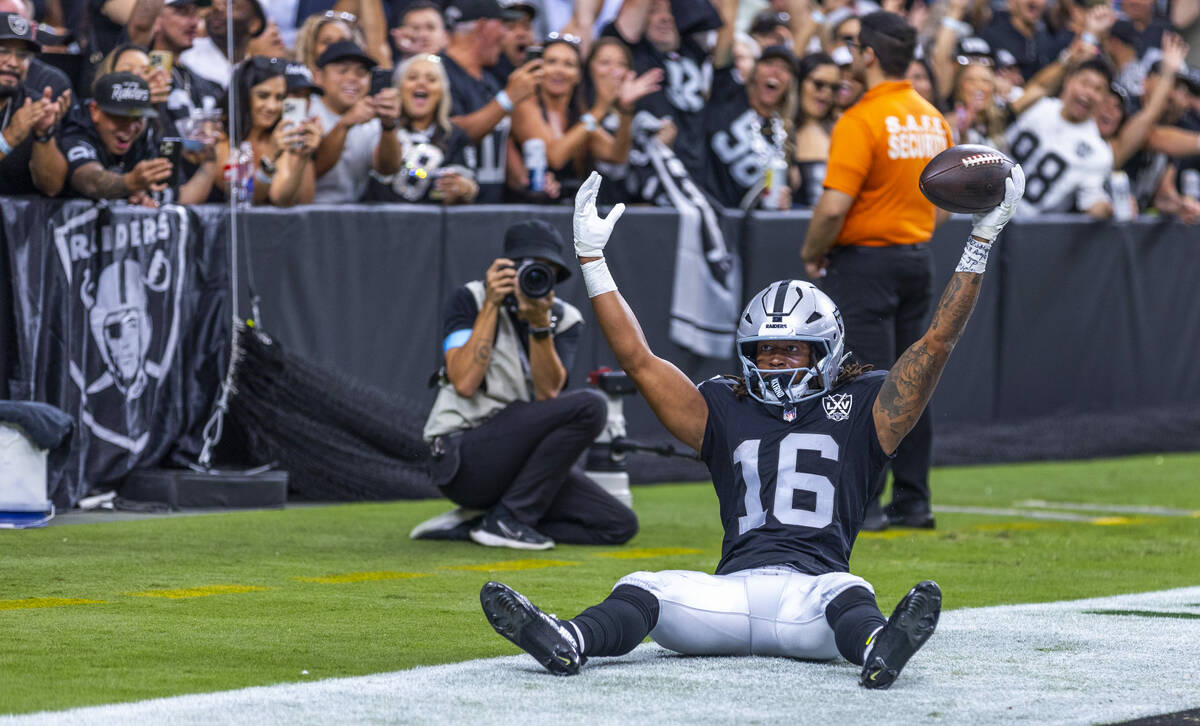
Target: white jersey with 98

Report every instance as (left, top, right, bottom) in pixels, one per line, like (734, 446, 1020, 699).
(1005, 97, 1113, 217)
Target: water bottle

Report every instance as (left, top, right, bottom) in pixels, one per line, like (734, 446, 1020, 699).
(1181, 169, 1200, 201)
(761, 155, 790, 210)
(236, 141, 254, 207)
(1110, 170, 1133, 222)
(523, 138, 546, 192)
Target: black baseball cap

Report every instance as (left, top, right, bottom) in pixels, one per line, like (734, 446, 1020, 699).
(0, 12, 40, 51)
(444, 0, 503, 25)
(92, 72, 158, 118)
(503, 220, 571, 282)
(758, 44, 798, 75)
(498, 0, 536, 21)
(956, 36, 995, 65)
(749, 11, 790, 36)
(284, 61, 323, 94)
(316, 40, 375, 69)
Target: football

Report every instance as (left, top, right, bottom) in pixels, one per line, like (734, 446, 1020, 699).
(919, 144, 1015, 214)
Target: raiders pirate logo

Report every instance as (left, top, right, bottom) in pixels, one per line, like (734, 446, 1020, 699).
(392, 136, 445, 202)
(8, 15, 29, 36)
(53, 206, 189, 454)
(822, 393, 853, 422)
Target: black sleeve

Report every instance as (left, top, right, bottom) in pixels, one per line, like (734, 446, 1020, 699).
(442, 286, 479, 340)
(709, 66, 743, 105)
(445, 125, 470, 166)
(60, 131, 102, 178)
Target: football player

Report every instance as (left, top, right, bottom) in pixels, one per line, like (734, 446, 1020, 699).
(479, 167, 1025, 689)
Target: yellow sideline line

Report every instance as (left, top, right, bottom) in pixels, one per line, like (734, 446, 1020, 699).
(130, 585, 271, 599)
(294, 571, 429, 584)
(0, 597, 105, 611)
(443, 559, 579, 572)
(594, 547, 704, 559)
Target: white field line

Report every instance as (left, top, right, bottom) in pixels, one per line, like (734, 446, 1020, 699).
(4, 587, 1199, 726)
(1012, 500, 1200, 517)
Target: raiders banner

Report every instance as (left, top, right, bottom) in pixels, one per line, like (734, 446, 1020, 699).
(2, 200, 228, 508)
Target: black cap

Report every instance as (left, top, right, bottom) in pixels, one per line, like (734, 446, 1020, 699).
(503, 220, 571, 282)
(444, 0, 503, 25)
(956, 36, 995, 65)
(498, 0, 536, 21)
(0, 12, 40, 51)
(316, 40, 375, 69)
(284, 61, 323, 94)
(92, 72, 158, 118)
(749, 11, 790, 36)
(758, 44, 798, 74)
(164, 0, 212, 8)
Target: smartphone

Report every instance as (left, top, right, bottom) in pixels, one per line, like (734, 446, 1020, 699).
(370, 67, 393, 96)
(281, 97, 307, 127)
(158, 137, 183, 168)
(148, 50, 174, 75)
(524, 45, 543, 64)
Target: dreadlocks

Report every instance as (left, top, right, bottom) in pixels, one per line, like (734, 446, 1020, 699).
(722, 361, 874, 401)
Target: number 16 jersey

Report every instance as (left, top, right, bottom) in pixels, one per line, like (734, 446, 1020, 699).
(698, 371, 892, 576)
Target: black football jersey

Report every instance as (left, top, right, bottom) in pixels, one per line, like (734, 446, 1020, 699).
(702, 67, 763, 209)
(698, 370, 892, 576)
(441, 53, 508, 204)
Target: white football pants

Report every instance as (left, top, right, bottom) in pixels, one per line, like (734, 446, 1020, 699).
(615, 567, 873, 660)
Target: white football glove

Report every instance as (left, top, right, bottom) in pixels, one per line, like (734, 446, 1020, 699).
(971, 164, 1025, 243)
(573, 171, 626, 258)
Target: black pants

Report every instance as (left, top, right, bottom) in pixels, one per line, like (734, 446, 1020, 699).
(440, 390, 638, 545)
(820, 244, 933, 510)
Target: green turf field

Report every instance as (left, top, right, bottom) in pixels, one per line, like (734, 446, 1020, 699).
(1, 453, 1197, 716)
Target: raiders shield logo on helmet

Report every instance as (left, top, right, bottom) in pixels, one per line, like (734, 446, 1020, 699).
(822, 393, 852, 421)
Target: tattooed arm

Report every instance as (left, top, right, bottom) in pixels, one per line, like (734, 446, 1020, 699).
(444, 259, 517, 398)
(872, 166, 1026, 455)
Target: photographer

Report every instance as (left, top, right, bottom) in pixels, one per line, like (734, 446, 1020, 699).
(415, 220, 638, 551)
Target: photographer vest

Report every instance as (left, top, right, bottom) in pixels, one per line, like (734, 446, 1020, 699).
(423, 280, 583, 442)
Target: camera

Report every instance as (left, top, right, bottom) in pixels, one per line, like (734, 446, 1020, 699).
(515, 258, 555, 299)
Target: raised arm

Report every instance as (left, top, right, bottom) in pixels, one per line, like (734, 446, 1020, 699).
(872, 166, 1025, 455)
(614, 0, 653, 44)
(712, 0, 739, 69)
(574, 172, 709, 452)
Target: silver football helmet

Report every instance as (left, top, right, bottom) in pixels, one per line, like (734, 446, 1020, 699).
(737, 279, 845, 406)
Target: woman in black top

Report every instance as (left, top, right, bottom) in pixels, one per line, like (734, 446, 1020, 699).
(366, 53, 476, 204)
(791, 52, 839, 209)
(510, 34, 660, 199)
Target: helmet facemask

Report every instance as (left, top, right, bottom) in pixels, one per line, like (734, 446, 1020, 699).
(735, 280, 846, 411)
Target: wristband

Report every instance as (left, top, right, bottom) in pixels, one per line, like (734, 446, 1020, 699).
(1080, 32, 1098, 46)
(956, 235, 992, 274)
(581, 258, 617, 298)
(0, 132, 12, 155)
(495, 90, 514, 113)
(529, 326, 553, 340)
(581, 113, 598, 132)
(34, 129, 55, 144)
(254, 168, 273, 185)
(941, 16, 972, 38)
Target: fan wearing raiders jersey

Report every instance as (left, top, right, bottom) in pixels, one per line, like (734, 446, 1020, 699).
(601, 0, 717, 180)
(479, 167, 1025, 689)
(1006, 59, 1115, 218)
(441, 0, 543, 203)
(701, 15, 798, 210)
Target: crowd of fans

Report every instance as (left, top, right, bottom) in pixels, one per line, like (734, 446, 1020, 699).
(0, 0, 1197, 220)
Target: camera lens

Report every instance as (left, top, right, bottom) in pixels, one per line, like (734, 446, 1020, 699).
(517, 260, 554, 299)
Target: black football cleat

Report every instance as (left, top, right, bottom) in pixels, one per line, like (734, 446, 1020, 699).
(860, 580, 942, 690)
(480, 581, 585, 676)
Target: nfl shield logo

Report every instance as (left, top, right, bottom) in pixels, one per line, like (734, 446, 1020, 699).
(782, 405, 796, 422)
(822, 393, 853, 421)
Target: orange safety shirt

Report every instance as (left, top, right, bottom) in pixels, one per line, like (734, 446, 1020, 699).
(823, 80, 954, 247)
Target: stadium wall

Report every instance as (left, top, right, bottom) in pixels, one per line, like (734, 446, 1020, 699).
(3, 201, 1198, 477)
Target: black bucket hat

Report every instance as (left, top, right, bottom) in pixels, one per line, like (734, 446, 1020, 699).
(503, 220, 572, 281)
